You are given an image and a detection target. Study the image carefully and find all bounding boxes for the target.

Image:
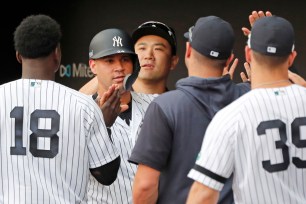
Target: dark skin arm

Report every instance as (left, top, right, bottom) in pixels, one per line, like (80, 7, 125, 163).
(90, 156, 121, 185)
(96, 84, 128, 127)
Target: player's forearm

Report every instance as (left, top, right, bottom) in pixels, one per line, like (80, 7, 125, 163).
(186, 182, 219, 204)
(133, 187, 158, 204)
(133, 164, 160, 204)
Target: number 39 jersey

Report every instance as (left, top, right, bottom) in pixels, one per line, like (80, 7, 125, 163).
(188, 84, 306, 204)
(0, 79, 119, 204)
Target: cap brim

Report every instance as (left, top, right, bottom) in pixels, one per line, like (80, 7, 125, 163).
(90, 49, 136, 59)
(132, 27, 173, 45)
(184, 32, 190, 40)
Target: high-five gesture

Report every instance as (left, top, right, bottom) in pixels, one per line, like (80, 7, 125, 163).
(242, 10, 272, 36)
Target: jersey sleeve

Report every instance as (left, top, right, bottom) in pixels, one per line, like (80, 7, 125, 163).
(87, 101, 119, 168)
(129, 101, 172, 171)
(188, 108, 237, 191)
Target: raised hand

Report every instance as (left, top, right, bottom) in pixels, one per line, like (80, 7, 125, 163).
(96, 84, 129, 127)
(240, 62, 251, 82)
(223, 57, 239, 80)
(242, 10, 272, 36)
(288, 70, 306, 87)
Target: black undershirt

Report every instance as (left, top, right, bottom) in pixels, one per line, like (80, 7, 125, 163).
(119, 100, 132, 126)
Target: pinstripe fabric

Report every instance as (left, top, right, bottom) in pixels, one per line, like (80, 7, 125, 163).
(0, 79, 119, 204)
(87, 92, 158, 204)
(188, 84, 306, 204)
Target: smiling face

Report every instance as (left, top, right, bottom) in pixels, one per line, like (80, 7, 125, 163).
(89, 53, 133, 93)
(134, 35, 176, 83)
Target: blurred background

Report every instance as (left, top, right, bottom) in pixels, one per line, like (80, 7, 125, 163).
(1, 0, 305, 90)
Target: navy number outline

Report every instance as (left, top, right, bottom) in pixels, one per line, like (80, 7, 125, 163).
(10, 106, 59, 158)
(257, 117, 306, 172)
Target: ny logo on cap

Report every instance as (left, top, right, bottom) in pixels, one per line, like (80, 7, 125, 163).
(113, 36, 123, 47)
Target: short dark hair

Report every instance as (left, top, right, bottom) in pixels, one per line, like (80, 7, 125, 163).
(14, 14, 62, 59)
(252, 50, 289, 67)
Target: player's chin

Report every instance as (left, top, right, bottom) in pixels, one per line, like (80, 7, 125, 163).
(140, 74, 158, 81)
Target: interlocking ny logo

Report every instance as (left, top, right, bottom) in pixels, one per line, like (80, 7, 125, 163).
(113, 36, 123, 47)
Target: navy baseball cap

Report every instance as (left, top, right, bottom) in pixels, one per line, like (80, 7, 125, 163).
(184, 16, 234, 60)
(89, 28, 136, 59)
(132, 21, 177, 55)
(247, 16, 295, 56)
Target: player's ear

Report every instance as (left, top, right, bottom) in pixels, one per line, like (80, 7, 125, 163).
(89, 59, 98, 74)
(55, 44, 61, 58)
(288, 51, 297, 68)
(170, 55, 179, 71)
(51, 44, 62, 72)
(245, 45, 252, 64)
(16, 51, 22, 64)
(54, 44, 62, 68)
(185, 42, 192, 59)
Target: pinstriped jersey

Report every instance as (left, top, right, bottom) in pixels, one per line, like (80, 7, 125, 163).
(0, 79, 119, 204)
(188, 84, 306, 204)
(87, 91, 158, 204)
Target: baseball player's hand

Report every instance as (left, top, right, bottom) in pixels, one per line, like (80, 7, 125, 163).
(96, 84, 129, 127)
(223, 57, 238, 80)
(240, 62, 251, 82)
(288, 70, 306, 87)
(242, 10, 272, 36)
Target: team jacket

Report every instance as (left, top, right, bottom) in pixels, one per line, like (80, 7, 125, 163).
(129, 74, 250, 204)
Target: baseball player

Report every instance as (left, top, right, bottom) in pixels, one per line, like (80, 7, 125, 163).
(241, 10, 306, 88)
(187, 16, 306, 204)
(128, 16, 249, 204)
(80, 22, 179, 95)
(0, 14, 120, 204)
(86, 28, 156, 204)
(85, 22, 179, 204)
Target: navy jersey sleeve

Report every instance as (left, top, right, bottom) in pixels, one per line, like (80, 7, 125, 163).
(129, 101, 172, 171)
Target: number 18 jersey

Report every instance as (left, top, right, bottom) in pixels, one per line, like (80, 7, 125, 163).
(0, 79, 119, 204)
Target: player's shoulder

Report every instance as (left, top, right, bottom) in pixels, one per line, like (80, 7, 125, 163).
(26, 80, 97, 112)
(0, 79, 19, 89)
(0, 79, 32, 94)
(214, 90, 253, 121)
(56, 82, 97, 104)
(291, 83, 306, 93)
(151, 89, 185, 104)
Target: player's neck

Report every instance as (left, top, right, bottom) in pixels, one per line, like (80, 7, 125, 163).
(251, 64, 291, 89)
(188, 64, 223, 78)
(132, 79, 167, 94)
(252, 79, 292, 89)
(22, 58, 56, 80)
(22, 67, 55, 80)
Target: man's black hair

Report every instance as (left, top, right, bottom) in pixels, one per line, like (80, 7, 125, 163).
(14, 14, 62, 59)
